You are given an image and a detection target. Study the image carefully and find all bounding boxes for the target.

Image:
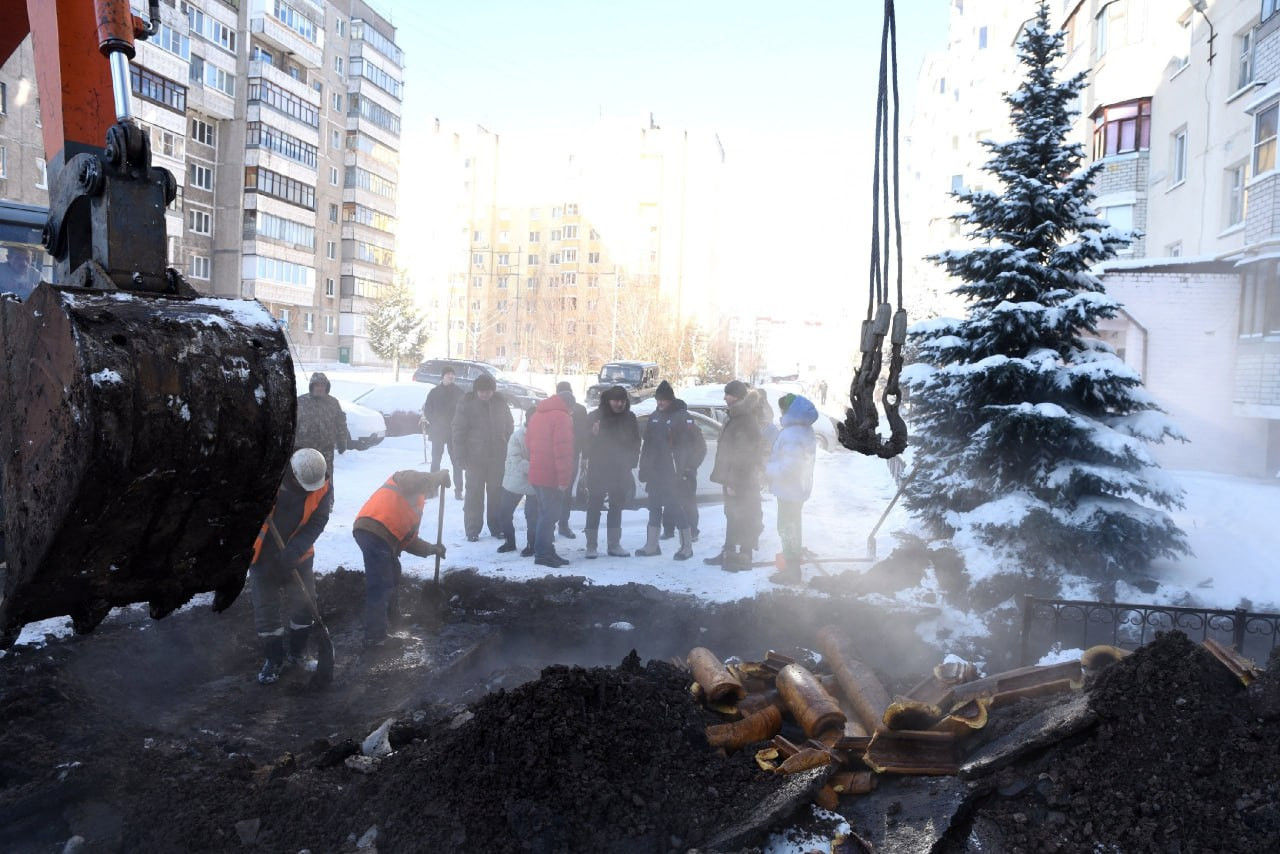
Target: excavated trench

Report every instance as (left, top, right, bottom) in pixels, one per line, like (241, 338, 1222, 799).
(3, 566, 1278, 853)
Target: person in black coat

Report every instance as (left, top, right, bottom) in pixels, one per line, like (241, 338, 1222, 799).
(583, 385, 641, 558)
(452, 372, 515, 541)
(635, 381, 705, 561)
(706, 380, 765, 571)
(422, 366, 466, 499)
(554, 381, 591, 538)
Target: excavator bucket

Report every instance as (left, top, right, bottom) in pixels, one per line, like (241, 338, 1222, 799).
(0, 282, 295, 646)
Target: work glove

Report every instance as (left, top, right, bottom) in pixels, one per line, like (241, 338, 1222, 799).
(426, 470, 452, 490)
(431, 543, 447, 559)
(278, 543, 304, 567)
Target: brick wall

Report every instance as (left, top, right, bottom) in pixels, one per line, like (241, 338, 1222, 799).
(1102, 270, 1267, 476)
(1093, 154, 1148, 257)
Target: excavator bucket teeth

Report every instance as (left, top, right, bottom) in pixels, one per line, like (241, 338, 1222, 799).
(0, 284, 295, 645)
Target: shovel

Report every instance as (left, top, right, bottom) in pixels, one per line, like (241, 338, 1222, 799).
(266, 518, 335, 688)
(421, 481, 449, 615)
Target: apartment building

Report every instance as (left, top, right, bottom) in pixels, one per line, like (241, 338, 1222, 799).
(0, 0, 403, 366)
(902, 0, 1280, 477)
(415, 118, 724, 374)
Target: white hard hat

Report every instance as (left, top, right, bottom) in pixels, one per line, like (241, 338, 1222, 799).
(290, 448, 327, 491)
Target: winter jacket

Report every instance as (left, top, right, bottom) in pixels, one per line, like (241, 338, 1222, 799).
(251, 476, 333, 568)
(766, 395, 819, 502)
(558, 391, 591, 459)
(422, 381, 465, 442)
(638, 399, 705, 488)
(711, 388, 765, 491)
(294, 372, 350, 469)
(452, 389, 514, 470)
(353, 471, 444, 558)
(584, 386, 642, 490)
(502, 425, 535, 495)
(526, 394, 575, 489)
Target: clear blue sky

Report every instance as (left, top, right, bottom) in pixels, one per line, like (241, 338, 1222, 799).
(373, 0, 952, 314)
(373, 0, 949, 136)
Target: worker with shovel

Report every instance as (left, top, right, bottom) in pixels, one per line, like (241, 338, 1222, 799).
(353, 469, 451, 650)
(249, 448, 334, 685)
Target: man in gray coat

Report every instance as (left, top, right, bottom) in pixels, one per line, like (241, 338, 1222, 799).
(295, 372, 350, 476)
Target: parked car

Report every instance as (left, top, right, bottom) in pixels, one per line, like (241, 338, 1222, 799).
(293, 375, 386, 450)
(352, 383, 434, 437)
(411, 358, 548, 409)
(585, 360, 661, 407)
(672, 384, 842, 452)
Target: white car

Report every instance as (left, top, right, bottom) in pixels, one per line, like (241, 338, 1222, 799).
(670, 384, 843, 452)
(294, 375, 386, 450)
(627, 401, 724, 503)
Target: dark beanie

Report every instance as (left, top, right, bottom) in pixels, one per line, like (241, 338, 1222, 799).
(655, 380, 675, 400)
(474, 372, 496, 392)
(556, 381, 572, 394)
(724, 380, 749, 399)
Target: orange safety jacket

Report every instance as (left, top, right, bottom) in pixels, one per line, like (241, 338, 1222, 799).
(355, 477, 427, 550)
(252, 480, 332, 564)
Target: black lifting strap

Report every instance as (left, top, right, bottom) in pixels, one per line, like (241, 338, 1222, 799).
(840, 0, 908, 459)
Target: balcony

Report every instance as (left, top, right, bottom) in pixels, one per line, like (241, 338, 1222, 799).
(249, 12, 322, 69)
(248, 60, 320, 108)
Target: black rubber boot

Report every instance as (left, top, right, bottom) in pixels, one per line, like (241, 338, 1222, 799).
(257, 635, 286, 685)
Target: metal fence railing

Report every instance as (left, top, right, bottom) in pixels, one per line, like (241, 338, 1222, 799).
(1019, 595, 1280, 667)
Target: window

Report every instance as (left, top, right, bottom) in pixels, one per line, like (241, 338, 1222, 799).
(1092, 99, 1152, 159)
(190, 209, 211, 234)
(550, 252, 561, 264)
(248, 78, 319, 127)
(1176, 17, 1192, 73)
(335, 19, 347, 37)
(329, 203, 339, 223)
(325, 315, 336, 334)
(1095, 7, 1109, 59)
(326, 277, 336, 297)
(473, 253, 485, 267)
(304, 312, 315, 333)
(563, 272, 577, 285)
(0, 147, 5, 178)
(978, 26, 987, 49)
(562, 248, 577, 262)
(246, 121, 317, 168)
(331, 129, 342, 149)
(550, 229, 562, 241)
(191, 118, 215, 148)
(563, 225, 578, 238)
(1239, 260, 1280, 336)
(190, 255, 211, 279)
(1266, 1, 1280, 24)
(1237, 30, 1255, 92)
(334, 56, 344, 76)
(1255, 103, 1278, 174)
(938, 77, 946, 94)
(527, 277, 537, 288)
(131, 65, 186, 112)
(528, 254, 538, 266)
(529, 231, 540, 242)
(472, 276, 483, 288)
(498, 253, 510, 265)
(157, 23, 189, 59)
(950, 174, 964, 193)
(251, 45, 274, 65)
(329, 166, 339, 186)
(497, 275, 509, 288)
(279, 309, 291, 329)
(249, 210, 315, 249)
(1172, 128, 1188, 185)
(588, 252, 600, 263)
(565, 203, 578, 215)
(1227, 163, 1248, 227)
(326, 241, 337, 260)
(331, 92, 343, 113)
(0, 82, 5, 114)
(244, 166, 316, 209)
(1101, 204, 1134, 234)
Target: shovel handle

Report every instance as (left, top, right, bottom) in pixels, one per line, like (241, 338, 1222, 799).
(434, 482, 446, 585)
(265, 517, 325, 626)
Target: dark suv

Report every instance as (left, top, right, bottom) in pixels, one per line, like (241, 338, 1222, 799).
(586, 361, 661, 407)
(412, 358, 548, 409)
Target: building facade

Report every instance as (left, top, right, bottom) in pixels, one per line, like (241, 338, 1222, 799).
(903, 0, 1280, 476)
(0, 0, 403, 365)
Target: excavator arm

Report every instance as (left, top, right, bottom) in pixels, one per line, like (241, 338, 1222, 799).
(0, 1, 296, 646)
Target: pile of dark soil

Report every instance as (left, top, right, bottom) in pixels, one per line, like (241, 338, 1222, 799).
(942, 632, 1280, 853)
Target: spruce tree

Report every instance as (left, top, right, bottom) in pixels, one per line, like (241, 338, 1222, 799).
(903, 2, 1188, 580)
(367, 278, 429, 380)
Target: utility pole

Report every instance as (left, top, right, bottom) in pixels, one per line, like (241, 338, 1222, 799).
(610, 265, 619, 359)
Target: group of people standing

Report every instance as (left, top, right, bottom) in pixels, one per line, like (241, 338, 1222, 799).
(421, 370, 822, 585)
(247, 366, 824, 685)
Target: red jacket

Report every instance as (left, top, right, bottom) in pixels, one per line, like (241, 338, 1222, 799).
(526, 394, 575, 489)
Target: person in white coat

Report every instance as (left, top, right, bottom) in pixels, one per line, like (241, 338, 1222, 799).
(497, 406, 540, 556)
(765, 394, 819, 585)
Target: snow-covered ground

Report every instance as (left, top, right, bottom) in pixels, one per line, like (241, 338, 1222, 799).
(12, 367, 1280, 650)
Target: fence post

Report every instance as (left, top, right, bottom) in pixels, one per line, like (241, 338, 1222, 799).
(1020, 595, 1035, 667)
(1233, 608, 1247, 653)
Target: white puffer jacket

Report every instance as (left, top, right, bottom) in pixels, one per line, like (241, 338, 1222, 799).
(501, 425, 534, 495)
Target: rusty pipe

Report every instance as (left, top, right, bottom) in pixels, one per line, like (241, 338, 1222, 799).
(776, 664, 846, 738)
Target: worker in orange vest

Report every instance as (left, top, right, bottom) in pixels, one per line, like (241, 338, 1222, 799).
(250, 448, 333, 685)
(353, 469, 451, 649)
